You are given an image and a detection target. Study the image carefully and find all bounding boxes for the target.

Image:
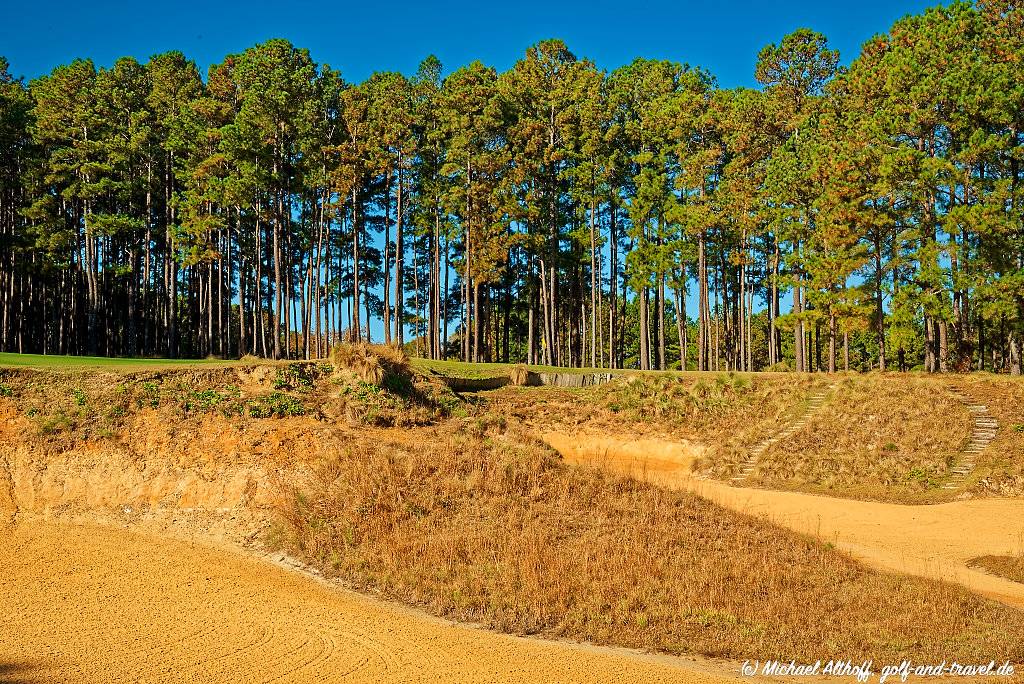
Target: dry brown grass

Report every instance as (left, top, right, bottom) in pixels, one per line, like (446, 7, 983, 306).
(508, 363, 530, 386)
(970, 555, 1024, 584)
(279, 421, 1024, 662)
(330, 343, 410, 385)
(741, 375, 970, 501)
(487, 373, 823, 447)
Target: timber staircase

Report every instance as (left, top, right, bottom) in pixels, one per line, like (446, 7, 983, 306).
(943, 387, 998, 490)
(730, 384, 836, 484)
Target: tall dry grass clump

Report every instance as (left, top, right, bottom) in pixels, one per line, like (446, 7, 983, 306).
(330, 343, 410, 385)
(279, 423, 1024, 662)
(508, 363, 530, 386)
(597, 373, 823, 447)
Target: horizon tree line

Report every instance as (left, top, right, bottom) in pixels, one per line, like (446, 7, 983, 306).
(0, 0, 1021, 374)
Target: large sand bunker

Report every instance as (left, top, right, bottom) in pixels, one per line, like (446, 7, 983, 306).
(0, 521, 733, 684)
(0, 402, 742, 684)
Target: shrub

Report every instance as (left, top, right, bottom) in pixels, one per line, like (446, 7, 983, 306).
(330, 343, 410, 385)
(180, 385, 241, 414)
(508, 364, 530, 386)
(273, 363, 317, 391)
(140, 381, 161, 408)
(246, 392, 305, 418)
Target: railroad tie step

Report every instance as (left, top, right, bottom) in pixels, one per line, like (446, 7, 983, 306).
(735, 386, 835, 486)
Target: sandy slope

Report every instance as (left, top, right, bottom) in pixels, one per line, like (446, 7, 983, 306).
(0, 520, 735, 684)
(548, 432, 1024, 610)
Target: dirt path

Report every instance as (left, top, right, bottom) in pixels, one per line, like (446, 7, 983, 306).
(0, 520, 737, 684)
(548, 433, 1024, 610)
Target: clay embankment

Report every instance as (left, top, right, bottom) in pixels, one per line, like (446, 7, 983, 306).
(0, 401, 735, 684)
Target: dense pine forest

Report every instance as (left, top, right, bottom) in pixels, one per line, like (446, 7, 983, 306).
(0, 0, 1021, 373)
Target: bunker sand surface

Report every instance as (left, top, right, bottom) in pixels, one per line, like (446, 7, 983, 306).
(548, 432, 1024, 610)
(0, 520, 738, 684)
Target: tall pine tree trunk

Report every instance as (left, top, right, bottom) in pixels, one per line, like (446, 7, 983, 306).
(657, 271, 666, 371)
(675, 279, 686, 371)
(874, 230, 887, 371)
(697, 231, 709, 371)
(589, 199, 597, 368)
(608, 201, 617, 369)
(351, 188, 361, 343)
(639, 285, 650, 371)
(394, 158, 405, 347)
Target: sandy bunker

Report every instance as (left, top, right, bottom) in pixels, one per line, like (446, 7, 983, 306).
(0, 520, 733, 684)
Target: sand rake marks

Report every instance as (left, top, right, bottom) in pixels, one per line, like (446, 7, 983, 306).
(730, 383, 836, 485)
(943, 386, 999, 490)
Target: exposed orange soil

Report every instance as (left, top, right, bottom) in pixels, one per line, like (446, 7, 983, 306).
(542, 431, 702, 487)
(0, 520, 736, 684)
(547, 432, 1024, 610)
(0, 399, 745, 684)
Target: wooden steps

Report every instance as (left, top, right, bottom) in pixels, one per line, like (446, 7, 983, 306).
(730, 385, 835, 484)
(942, 387, 998, 490)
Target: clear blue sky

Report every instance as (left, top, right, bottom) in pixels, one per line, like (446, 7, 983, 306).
(4, 0, 938, 86)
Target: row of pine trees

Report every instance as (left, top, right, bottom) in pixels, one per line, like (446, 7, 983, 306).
(0, 1, 1021, 373)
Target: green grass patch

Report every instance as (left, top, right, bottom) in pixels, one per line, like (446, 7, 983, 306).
(410, 357, 630, 380)
(0, 352, 230, 371)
